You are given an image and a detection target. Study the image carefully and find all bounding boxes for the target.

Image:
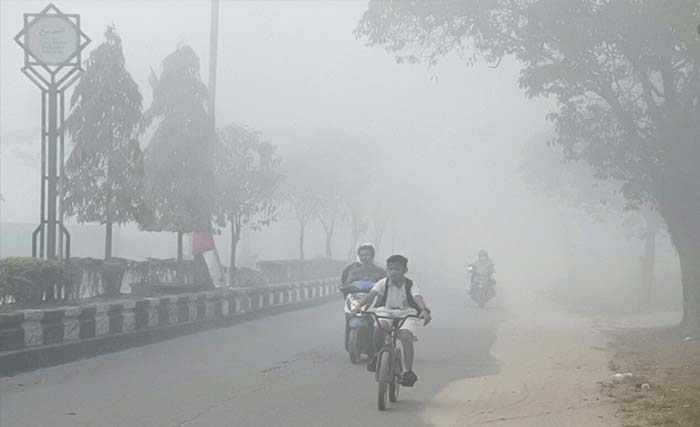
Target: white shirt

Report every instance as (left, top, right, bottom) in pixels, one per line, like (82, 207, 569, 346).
(372, 278, 421, 310)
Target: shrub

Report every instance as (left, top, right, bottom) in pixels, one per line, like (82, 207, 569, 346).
(0, 257, 67, 303)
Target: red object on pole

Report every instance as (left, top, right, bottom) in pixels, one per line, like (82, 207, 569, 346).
(192, 232, 215, 255)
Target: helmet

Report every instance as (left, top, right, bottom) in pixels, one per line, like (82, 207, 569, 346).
(478, 249, 488, 258)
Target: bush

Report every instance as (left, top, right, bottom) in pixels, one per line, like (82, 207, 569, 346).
(101, 258, 128, 297)
(127, 258, 196, 286)
(67, 257, 103, 299)
(256, 258, 346, 283)
(231, 267, 268, 287)
(0, 257, 69, 304)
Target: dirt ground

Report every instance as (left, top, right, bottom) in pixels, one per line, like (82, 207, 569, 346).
(423, 294, 620, 426)
(422, 295, 700, 427)
(602, 325, 700, 427)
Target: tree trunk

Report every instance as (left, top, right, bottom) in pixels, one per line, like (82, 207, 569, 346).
(374, 223, 386, 257)
(323, 219, 335, 259)
(349, 220, 361, 262)
(659, 190, 700, 333)
(229, 219, 241, 286)
(349, 233, 358, 262)
(677, 240, 700, 333)
(299, 222, 306, 261)
(105, 220, 113, 260)
(325, 232, 333, 259)
(177, 232, 184, 261)
(639, 228, 656, 312)
(348, 211, 364, 262)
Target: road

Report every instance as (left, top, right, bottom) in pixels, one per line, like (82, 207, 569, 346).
(0, 283, 615, 427)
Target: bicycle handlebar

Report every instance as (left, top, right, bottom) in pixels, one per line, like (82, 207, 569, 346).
(363, 311, 421, 332)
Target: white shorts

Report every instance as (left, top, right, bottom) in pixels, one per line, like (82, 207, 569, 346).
(373, 308, 422, 338)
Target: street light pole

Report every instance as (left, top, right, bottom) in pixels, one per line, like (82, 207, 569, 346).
(207, 0, 226, 285)
(208, 0, 220, 129)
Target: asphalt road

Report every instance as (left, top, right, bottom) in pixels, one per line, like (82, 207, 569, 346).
(0, 284, 506, 427)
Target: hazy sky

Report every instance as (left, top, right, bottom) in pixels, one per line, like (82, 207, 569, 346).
(0, 0, 582, 283)
(1, 0, 550, 219)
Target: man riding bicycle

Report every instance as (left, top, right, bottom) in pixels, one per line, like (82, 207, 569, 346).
(352, 254, 431, 387)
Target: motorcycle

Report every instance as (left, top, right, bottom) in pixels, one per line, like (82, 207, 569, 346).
(468, 265, 496, 308)
(340, 281, 376, 364)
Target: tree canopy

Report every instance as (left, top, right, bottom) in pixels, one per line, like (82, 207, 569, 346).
(64, 25, 144, 258)
(214, 124, 281, 277)
(141, 44, 214, 236)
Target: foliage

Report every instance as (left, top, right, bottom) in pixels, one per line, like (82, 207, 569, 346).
(282, 131, 381, 260)
(0, 257, 71, 304)
(229, 267, 268, 287)
(285, 188, 318, 262)
(141, 44, 214, 234)
(257, 258, 347, 283)
(214, 124, 281, 273)
(64, 25, 145, 256)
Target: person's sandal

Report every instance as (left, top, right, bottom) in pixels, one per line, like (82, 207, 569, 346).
(401, 370, 418, 386)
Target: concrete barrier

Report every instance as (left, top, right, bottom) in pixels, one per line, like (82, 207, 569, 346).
(0, 278, 338, 376)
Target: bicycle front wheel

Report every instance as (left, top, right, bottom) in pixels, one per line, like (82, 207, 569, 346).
(377, 351, 391, 410)
(389, 353, 402, 402)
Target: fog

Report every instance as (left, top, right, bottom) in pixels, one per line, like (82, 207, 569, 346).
(0, 1, 682, 311)
(4, 2, 698, 426)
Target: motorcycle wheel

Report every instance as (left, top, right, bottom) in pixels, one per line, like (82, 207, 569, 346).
(348, 329, 361, 364)
(478, 288, 486, 308)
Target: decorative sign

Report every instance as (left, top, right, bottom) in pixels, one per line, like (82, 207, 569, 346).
(14, 4, 90, 259)
(26, 15, 79, 66)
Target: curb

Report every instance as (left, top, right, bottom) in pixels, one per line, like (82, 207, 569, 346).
(0, 278, 338, 376)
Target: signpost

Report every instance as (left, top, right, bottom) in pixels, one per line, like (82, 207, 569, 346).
(14, 3, 90, 259)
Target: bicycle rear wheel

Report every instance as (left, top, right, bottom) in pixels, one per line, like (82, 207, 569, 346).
(377, 351, 391, 410)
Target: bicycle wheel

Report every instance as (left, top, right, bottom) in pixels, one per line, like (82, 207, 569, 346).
(377, 351, 391, 410)
(348, 329, 360, 364)
(389, 352, 402, 402)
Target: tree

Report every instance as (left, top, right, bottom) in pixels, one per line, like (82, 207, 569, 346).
(369, 203, 391, 257)
(64, 25, 144, 259)
(282, 163, 321, 262)
(286, 192, 316, 262)
(521, 134, 664, 310)
(141, 44, 214, 260)
(282, 131, 377, 261)
(317, 192, 344, 259)
(346, 200, 369, 261)
(214, 124, 281, 284)
(357, 0, 700, 330)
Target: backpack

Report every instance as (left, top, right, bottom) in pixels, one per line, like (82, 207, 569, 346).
(376, 278, 420, 311)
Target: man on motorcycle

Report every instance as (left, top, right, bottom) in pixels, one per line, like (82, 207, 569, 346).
(341, 243, 386, 287)
(352, 254, 432, 387)
(340, 244, 386, 352)
(469, 249, 495, 289)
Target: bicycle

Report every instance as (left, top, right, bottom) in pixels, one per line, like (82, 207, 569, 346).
(365, 311, 420, 411)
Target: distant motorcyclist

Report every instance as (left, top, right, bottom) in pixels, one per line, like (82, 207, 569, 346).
(469, 249, 496, 292)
